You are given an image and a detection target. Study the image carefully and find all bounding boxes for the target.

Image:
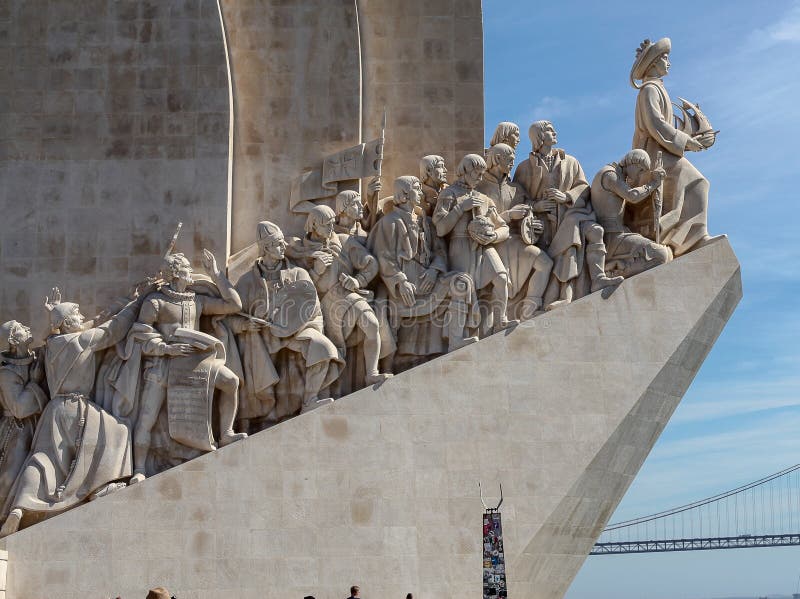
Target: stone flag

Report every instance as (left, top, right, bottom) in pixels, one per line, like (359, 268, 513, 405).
(290, 138, 383, 213)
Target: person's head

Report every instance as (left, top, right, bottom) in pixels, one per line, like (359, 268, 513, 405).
(304, 204, 336, 241)
(619, 149, 652, 186)
(631, 38, 671, 84)
(146, 588, 171, 599)
(304, 596, 316, 599)
(490, 121, 521, 148)
(456, 153, 487, 188)
(393, 176, 423, 212)
(406, 594, 413, 599)
(335, 190, 364, 222)
(0, 320, 33, 354)
(419, 155, 447, 187)
(486, 143, 516, 176)
(46, 300, 84, 335)
(529, 120, 557, 152)
(163, 253, 194, 291)
(256, 220, 287, 262)
(350, 585, 360, 597)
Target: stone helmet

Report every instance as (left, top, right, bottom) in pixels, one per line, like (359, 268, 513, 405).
(256, 220, 284, 249)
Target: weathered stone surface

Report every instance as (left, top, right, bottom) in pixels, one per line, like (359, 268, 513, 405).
(0, 0, 230, 330)
(2, 238, 740, 599)
(220, 0, 485, 252)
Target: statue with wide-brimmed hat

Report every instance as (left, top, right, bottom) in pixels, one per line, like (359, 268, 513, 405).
(629, 36, 725, 257)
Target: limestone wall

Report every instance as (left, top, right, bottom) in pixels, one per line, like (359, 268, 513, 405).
(3, 240, 741, 599)
(0, 0, 230, 328)
(220, 0, 485, 251)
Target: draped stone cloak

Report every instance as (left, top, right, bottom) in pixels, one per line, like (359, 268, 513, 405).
(476, 171, 539, 299)
(3, 306, 136, 517)
(0, 353, 48, 514)
(231, 260, 342, 421)
(632, 78, 710, 255)
(513, 150, 595, 284)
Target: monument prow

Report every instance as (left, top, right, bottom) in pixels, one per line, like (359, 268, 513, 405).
(2, 238, 741, 599)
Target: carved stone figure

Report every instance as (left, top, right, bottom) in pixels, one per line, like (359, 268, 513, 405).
(0, 289, 140, 537)
(334, 190, 369, 245)
(230, 221, 343, 431)
(476, 143, 553, 318)
(0, 321, 48, 515)
(591, 150, 672, 278)
(128, 251, 247, 484)
(367, 176, 478, 370)
(513, 121, 622, 309)
(288, 205, 392, 391)
(419, 155, 449, 218)
(489, 122, 521, 149)
(630, 37, 723, 256)
(433, 154, 515, 333)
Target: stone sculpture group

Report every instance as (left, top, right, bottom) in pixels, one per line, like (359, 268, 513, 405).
(0, 38, 723, 536)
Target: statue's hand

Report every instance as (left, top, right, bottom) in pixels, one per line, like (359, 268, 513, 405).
(398, 280, 416, 307)
(530, 217, 544, 234)
(652, 167, 667, 183)
(202, 249, 220, 277)
(685, 137, 705, 152)
(418, 268, 438, 294)
(545, 188, 568, 204)
(532, 199, 556, 213)
(166, 343, 197, 356)
(460, 194, 485, 212)
(245, 320, 265, 332)
(313, 251, 333, 274)
(367, 176, 382, 196)
(507, 205, 530, 220)
(339, 274, 360, 292)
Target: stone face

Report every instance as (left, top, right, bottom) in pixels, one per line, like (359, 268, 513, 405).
(0, 0, 230, 330)
(2, 239, 741, 599)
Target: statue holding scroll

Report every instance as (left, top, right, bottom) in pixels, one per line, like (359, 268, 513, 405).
(128, 250, 246, 484)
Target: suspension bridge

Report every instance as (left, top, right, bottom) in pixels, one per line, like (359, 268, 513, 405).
(591, 464, 800, 555)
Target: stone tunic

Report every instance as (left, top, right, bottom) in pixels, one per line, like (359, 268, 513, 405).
(3, 304, 137, 517)
(0, 353, 47, 514)
(232, 260, 342, 420)
(513, 150, 596, 284)
(476, 171, 542, 298)
(632, 78, 710, 255)
(433, 181, 509, 290)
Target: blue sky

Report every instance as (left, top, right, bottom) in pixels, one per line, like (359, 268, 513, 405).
(483, 1, 800, 597)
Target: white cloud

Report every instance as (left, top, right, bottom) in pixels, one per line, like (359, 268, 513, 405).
(746, 2, 800, 51)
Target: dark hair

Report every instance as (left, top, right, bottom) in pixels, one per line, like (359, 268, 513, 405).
(351, 586, 360, 596)
(304, 596, 316, 599)
(407, 594, 413, 599)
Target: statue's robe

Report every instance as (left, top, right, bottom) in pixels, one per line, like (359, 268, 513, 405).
(513, 150, 595, 298)
(2, 306, 137, 520)
(632, 78, 710, 255)
(231, 260, 343, 423)
(0, 352, 48, 515)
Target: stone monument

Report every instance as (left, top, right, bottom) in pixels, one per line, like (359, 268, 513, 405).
(0, 2, 738, 598)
